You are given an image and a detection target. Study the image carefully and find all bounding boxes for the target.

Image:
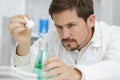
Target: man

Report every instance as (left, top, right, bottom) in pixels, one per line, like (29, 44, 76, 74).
(9, 0, 120, 80)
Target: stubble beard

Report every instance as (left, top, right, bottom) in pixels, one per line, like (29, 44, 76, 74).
(63, 41, 80, 51)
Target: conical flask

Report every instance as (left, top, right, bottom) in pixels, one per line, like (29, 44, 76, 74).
(33, 41, 49, 80)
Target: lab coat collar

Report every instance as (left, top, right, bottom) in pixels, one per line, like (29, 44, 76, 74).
(90, 21, 102, 47)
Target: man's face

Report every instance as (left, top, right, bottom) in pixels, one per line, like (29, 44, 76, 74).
(52, 9, 94, 51)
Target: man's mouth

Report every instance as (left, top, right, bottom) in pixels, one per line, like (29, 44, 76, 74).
(62, 39, 75, 44)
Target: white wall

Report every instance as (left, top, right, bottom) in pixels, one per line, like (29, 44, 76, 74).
(101, 0, 113, 25)
(112, 0, 120, 26)
(93, 0, 101, 21)
(100, 0, 120, 26)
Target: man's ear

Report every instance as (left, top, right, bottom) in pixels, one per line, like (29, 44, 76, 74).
(87, 14, 96, 28)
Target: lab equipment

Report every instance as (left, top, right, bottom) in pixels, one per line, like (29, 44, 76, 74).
(39, 18, 49, 33)
(33, 41, 49, 80)
(24, 17, 35, 30)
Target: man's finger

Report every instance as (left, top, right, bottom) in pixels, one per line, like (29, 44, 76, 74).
(43, 61, 60, 71)
(44, 57, 59, 65)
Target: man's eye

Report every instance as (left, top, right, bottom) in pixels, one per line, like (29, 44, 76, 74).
(56, 26, 63, 29)
(68, 24, 76, 28)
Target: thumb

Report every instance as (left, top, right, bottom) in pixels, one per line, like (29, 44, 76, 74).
(24, 14, 30, 20)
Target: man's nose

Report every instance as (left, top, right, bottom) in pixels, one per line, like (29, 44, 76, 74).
(62, 28, 71, 39)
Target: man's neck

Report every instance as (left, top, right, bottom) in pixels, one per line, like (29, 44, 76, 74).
(78, 28, 94, 51)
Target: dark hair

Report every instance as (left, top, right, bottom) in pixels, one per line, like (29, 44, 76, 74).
(49, 0, 94, 22)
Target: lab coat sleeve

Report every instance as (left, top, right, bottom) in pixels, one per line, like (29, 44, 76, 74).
(74, 60, 120, 80)
(11, 39, 40, 72)
(73, 27, 120, 80)
(11, 43, 29, 66)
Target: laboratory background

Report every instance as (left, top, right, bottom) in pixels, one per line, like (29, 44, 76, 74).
(0, 0, 120, 66)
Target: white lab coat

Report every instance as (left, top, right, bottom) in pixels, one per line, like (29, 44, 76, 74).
(11, 21, 120, 80)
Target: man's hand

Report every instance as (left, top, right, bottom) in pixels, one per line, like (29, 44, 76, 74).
(43, 57, 82, 80)
(8, 14, 31, 56)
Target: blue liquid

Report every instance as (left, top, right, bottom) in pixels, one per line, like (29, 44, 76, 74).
(39, 19, 49, 33)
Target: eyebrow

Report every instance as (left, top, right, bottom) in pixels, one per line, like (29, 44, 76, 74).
(54, 22, 77, 27)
